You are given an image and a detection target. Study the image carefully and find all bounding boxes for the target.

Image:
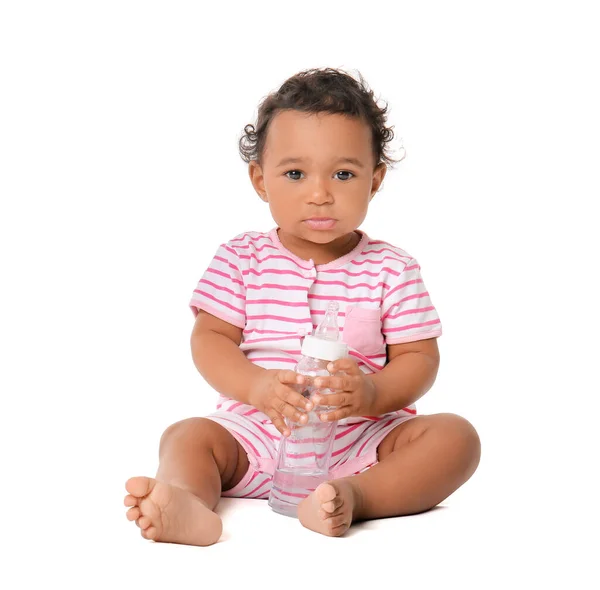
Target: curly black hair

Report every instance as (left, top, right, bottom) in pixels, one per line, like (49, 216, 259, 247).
(239, 68, 402, 168)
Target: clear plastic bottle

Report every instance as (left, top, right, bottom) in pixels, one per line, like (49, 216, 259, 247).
(268, 302, 348, 517)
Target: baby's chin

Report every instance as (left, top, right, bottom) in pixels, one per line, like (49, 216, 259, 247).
(294, 225, 357, 245)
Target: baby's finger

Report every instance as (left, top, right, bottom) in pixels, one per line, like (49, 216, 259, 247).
(313, 374, 356, 392)
(272, 395, 310, 425)
(278, 370, 306, 386)
(311, 375, 332, 390)
(312, 392, 352, 408)
(318, 406, 353, 422)
(327, 358, 361, 375)
(264, 408, 290, 437)
(278, 385, 314, 412)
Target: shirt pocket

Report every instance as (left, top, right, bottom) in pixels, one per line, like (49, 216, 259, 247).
(342, 305, 384, 356)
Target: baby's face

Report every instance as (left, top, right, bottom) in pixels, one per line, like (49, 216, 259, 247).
(249, 110, 386, 247)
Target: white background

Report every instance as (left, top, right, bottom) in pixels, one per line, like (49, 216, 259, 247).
(1, 1, 598, 588)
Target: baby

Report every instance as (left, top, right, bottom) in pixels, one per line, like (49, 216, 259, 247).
(124, 67, 481, 546)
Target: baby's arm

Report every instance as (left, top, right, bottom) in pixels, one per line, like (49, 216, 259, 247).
(191, 310, 313, 435)
(191, 310, 263, 400)
(366, 338, 440, 415)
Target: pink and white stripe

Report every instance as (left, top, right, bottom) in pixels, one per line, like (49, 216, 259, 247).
(206, 409, 416, 499)
(190, 228, 442, 422)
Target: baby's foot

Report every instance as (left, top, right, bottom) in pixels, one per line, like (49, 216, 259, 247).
(124, 476, 222, 546)
(297, 479, 360, 537)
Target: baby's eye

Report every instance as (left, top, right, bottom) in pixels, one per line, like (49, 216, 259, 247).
(285, 170, 303, 181)
(335, 171, 354, 181)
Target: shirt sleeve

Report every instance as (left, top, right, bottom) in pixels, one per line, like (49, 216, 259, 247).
(189, 244, 246, 328)
(381, 259, 442, 344)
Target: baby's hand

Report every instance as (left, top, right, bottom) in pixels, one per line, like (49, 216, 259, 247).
(249, 370, 314, 437)
(311, 358, 376, 421)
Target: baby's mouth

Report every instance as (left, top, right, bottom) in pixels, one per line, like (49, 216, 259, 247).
(304, 218, 337, 230)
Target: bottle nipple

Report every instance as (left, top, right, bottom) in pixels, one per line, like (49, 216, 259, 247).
(314, 301, 340, 341)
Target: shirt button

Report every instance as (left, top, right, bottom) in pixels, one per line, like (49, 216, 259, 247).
(304, 260, 316, 278)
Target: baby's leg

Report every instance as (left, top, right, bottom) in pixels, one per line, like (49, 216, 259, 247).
(124, 417, 248, 546)
(298, 413, 480, 536)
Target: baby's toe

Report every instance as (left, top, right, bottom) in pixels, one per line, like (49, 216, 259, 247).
(126, 507, 140, 521)
(124, 494, 137, 507)
(316, 482, 342, 513)
(329, 522, 349, 537)
(324, 514, 349, 535)
(125, 476, 154, 498)
(315, 483, 337, 504)
(321, 498, 341, 513)
(144, 526, 158, 540)
(137, 515, 152, 530)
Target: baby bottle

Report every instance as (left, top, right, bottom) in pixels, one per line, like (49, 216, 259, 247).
(268, 301, 349, 517)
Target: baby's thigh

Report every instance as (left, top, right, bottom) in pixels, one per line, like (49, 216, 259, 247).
(376, 413, 480, 463)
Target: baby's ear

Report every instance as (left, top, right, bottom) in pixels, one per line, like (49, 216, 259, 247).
(248, 161, 268, 202)
(370, 162, 387, 198)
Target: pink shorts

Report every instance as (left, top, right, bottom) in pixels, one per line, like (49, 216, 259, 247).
(205, 410, 416, 500)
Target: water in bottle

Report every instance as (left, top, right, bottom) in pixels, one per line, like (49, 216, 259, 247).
(268, 301, 348, 517)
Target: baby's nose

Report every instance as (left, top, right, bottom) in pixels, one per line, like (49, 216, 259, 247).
(308, 178, 333, 204)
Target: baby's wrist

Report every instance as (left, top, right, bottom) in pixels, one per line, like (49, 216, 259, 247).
(247, 367, 269, 408)
(360, 376, 378, 415)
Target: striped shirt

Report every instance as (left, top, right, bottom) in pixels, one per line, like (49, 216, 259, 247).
(190, 228, 442, 422)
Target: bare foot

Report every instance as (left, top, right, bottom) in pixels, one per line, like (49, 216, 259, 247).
(297, 479, 361, 537)
(124, 476, 222, 546)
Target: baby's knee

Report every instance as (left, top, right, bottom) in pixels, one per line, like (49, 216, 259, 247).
(438, 413, 481, 470)
(159, 417, 222, 453)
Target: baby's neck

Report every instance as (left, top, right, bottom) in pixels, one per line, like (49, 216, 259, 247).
(277, 230, 361, 265)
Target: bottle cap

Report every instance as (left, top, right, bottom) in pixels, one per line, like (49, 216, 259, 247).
(300, 334, 348, 362)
